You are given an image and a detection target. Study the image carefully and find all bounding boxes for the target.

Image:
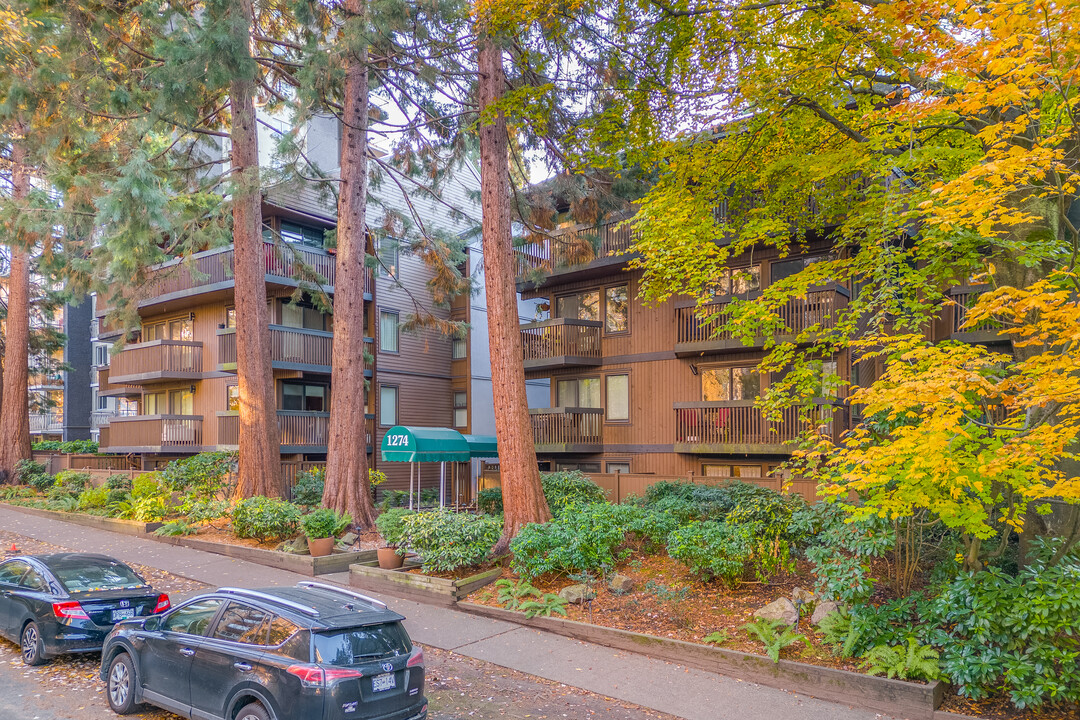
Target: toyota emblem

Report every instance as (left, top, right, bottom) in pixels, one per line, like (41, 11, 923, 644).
(119, 600, 130, 608)
(381, 662, 394, 673)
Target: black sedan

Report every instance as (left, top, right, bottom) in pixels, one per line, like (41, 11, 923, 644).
(0, 553, 169, 665)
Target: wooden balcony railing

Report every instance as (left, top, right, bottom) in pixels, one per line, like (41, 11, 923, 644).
(521, 318, 603, 368)
(516, 219, 637, 277)
(950, 285, 1003, 338)
(101, 416, 203, 450)
(217, 411, 374, 450)
(675, 286, 848, 353)
(674, 400, 845, 453)
(29, 413, 64, 434)
(529, 407, 604, 451)
(110, 340, 203, 384)
(218, 325, 334, 369)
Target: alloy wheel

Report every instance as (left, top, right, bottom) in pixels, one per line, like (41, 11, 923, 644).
(109, 660, 131, 707)
(21, 626, 38, 663)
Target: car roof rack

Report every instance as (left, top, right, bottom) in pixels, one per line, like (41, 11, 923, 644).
(295, 581, 388, 609)
(217, 587, 320, 617)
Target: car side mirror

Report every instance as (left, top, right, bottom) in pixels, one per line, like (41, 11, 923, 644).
(143, 616, 162, 632)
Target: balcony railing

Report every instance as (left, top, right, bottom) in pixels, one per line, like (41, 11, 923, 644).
(529, 407, 604, 452)
(101, 416, 203, 451)
(96, 366, 139, 397)
(109, 340, 203, 384)
(516, 219, 637, 277)
(673, 400, 845, 454)
(950, 285, 1005, 340)
(218, 325, 334, 370)
(91, 411, 116, 430)
(675, 286, 848, 355)
(521, 318, 603, 369)
(29, 413, 64, 434)
(217, 411, 374, 450)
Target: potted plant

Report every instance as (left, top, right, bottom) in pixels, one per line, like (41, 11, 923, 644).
(374, 507, 411, 569)
(300, 508, 351, 557)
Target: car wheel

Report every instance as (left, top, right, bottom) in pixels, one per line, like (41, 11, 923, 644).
(106, 652, 141, 715)
(20, 622, 47, 666)
(235, 701, 271, 720)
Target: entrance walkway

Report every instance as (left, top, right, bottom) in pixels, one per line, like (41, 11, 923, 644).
(0, 506, 903, 720)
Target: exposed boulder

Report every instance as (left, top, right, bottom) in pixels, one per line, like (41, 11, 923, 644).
(558, 584, 596, 605)
(608, 574, 635, 594)
(754, 597, 798, 626)
(811, 601, 844, 626)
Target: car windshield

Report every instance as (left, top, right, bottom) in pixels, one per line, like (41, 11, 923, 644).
(313, 624, 411, 666)
(51, 559, 147, 593)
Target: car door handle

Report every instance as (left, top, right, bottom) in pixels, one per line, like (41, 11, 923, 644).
(233, 662, 252, 672)
(179, 648, 195, 656)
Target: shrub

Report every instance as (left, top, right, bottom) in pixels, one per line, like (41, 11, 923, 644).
(14, 459, 51, 491)
(540, 471, 608, 511)
(231, 497, 301, 542)
(186, 499, 231, 524)
(476, 487, 503, 515)
(161, 451, 236, 498)
(77, 486, 111, 511)
(131, 473, 164, 500)
(155, 520, 198, 537)
(54, 470, 91, 494)
(666, 521, 753, 586)
(379, 489, 409, 510)
(105, 474, 133, 491)
(861, 639, 940, 681)
(375, 507, 413, 547)
(641, 481, 736, 520)
(105, 489, 131, 508)
(742, 618, 807, 662)
(32, 440, 98, 454)
(0, 486, 34, 500)
(47, 496, 79, 512)
(291, 467, 325, 507)
(301, 508, 352, 539)
(397, 510, 501, 573)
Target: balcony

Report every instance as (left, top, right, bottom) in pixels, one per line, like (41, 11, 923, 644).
(29, 413, 64, 435)
(949, 286, 1007, 343)
(515, 219, 637, 285)
(91, 411, 116, 431)
(109, 340, 203, 385)
(529, 407, 604, 453)
(217, 326, 372, 375)
(100, 416, 204, 452)
(96, 366, 140, 397)
(674, 286, 849, 357)
(674, 401, 846, 455)
(521, 318, 603, 370)
(217, 411, 375, 453)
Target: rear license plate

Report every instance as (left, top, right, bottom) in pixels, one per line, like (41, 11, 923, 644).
(111, 609, 135, 621)
(372, 673, 396, 693)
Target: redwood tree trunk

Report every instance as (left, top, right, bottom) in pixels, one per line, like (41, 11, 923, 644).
(324, 0, 377, 528)
(227, 0, 281, 498)
(0, 139, 32, 483)
(477, 36, 550, 554)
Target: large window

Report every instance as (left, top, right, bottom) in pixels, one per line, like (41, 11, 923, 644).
(713, 265, 761, 296)
(144, 317, 193, 342)
(279, 220, 325, 247)
(280, 300, 328, 331)
(144, 389, 193, 415)
(379, 311, 399, 353)
(556, 377, 600, 408)
(376, 238, 399, 278)
(702, 464, 763, 478)
(453, 392, 467, 428)
(604, 285, 629, 333)
(701, 366, 761, 401)
(452, 335, 467, 359)
(555, 291, 600, 322)
(379, 385, 398, 426)
(770, 255, 827, 284)
(605, 374, 629, 421)
(282, 382, 327, 412)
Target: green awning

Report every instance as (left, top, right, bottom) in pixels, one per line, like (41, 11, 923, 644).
(380, 426, 471, 463)
(463, 434, 498, 459)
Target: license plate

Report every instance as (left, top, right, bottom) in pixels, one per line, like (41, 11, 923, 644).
(111, 608, 135, 621)
(371, 673, 396, 692)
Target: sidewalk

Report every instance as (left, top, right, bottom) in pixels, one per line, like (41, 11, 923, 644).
(0, 506, 901, 720)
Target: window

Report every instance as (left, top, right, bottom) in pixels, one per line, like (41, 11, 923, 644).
(555, 291, 600, 322)
(163, 598, 224, 636)
(279, 220, 325, 247)
(556, 462, 600, 473)
(0, 561, 29, 586)
(51, 558, 146, 593)
(282, 382, 327, 412)
(212, 603, 271, 645)
(604, 285, 629, 333)
(144, 317, 193, 342)
(376, 238, 399, 278)
(225, 307, 236, 328)
(606, 461, 631, 474)
(379, 311, 399, 353)
(453, 392, 467, 428)
(379, 385, 398, 426)
(313, 624, 411, 666)
(169, 389, 194, 415)
(452, 336, 467, 359)
(93, 343, 111, 368)
(96, 393, 110, 411)
(227, 385, 240, 412)
(118, 398, 137, 417)
(144, 392, 166, 415)
(770, 255, 827, 284)
(267, 616, 300, 646)
(701, 366, 761, 401)
(702, 464, 763, 478)
(20, 568, 50, 592)
(810, 359, 840, 398)
(280, 300, 327, 331)
(605, 374, 629, 421)
(557, 377, 600, 408)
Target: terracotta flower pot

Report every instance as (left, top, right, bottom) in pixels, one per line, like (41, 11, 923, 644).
(377, 547, 404, 569)
(308, 536, 335, 557)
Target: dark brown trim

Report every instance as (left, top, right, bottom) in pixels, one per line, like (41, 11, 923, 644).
(600, 351, 677, 365)
(376, 368, 455, 381)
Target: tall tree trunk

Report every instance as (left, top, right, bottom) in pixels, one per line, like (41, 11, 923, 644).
(477, 36, 550, 554)
(227, 0, 281, 498)
(324, 0, 377, 527)
(0, 138, 33, 483)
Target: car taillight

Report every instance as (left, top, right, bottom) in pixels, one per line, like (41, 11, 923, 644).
(407, 647, 424, 668)
(153, 594, 171, 613)
(287, 665, 364, 688)
(53, 601, 90, 620)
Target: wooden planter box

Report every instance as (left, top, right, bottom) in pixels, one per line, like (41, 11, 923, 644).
(349, 562, 502, 607)
(144, 534, 377, 577)
(0, 503, 164, 536)
(457, 602, 946, 720)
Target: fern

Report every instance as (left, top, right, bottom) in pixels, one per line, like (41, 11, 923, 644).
(155, 520, 198, 537)
(495, 579, 542, 611)
(861, 638, 940, 680)
(703, 631, 729, 645)
(519, 593, 568, 619)
(742, 618, 807, 663)
(817, 608, 863, 658)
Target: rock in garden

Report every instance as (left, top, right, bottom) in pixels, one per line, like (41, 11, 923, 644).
(608, 574, 635, 593)
(283, 535, 309, 555)
(754, 597, 798, 626)
(791, 586, 815, 605)
(811, 600, 843, 626)
(339, 532, 359, 546)
(558, 584, 596, 605)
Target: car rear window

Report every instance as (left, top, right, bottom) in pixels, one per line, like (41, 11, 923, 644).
(313, 624, 411, 666)
(51, 560, 147, 593)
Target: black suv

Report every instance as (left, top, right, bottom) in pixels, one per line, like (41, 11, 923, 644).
(99, 582, 426, 720)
